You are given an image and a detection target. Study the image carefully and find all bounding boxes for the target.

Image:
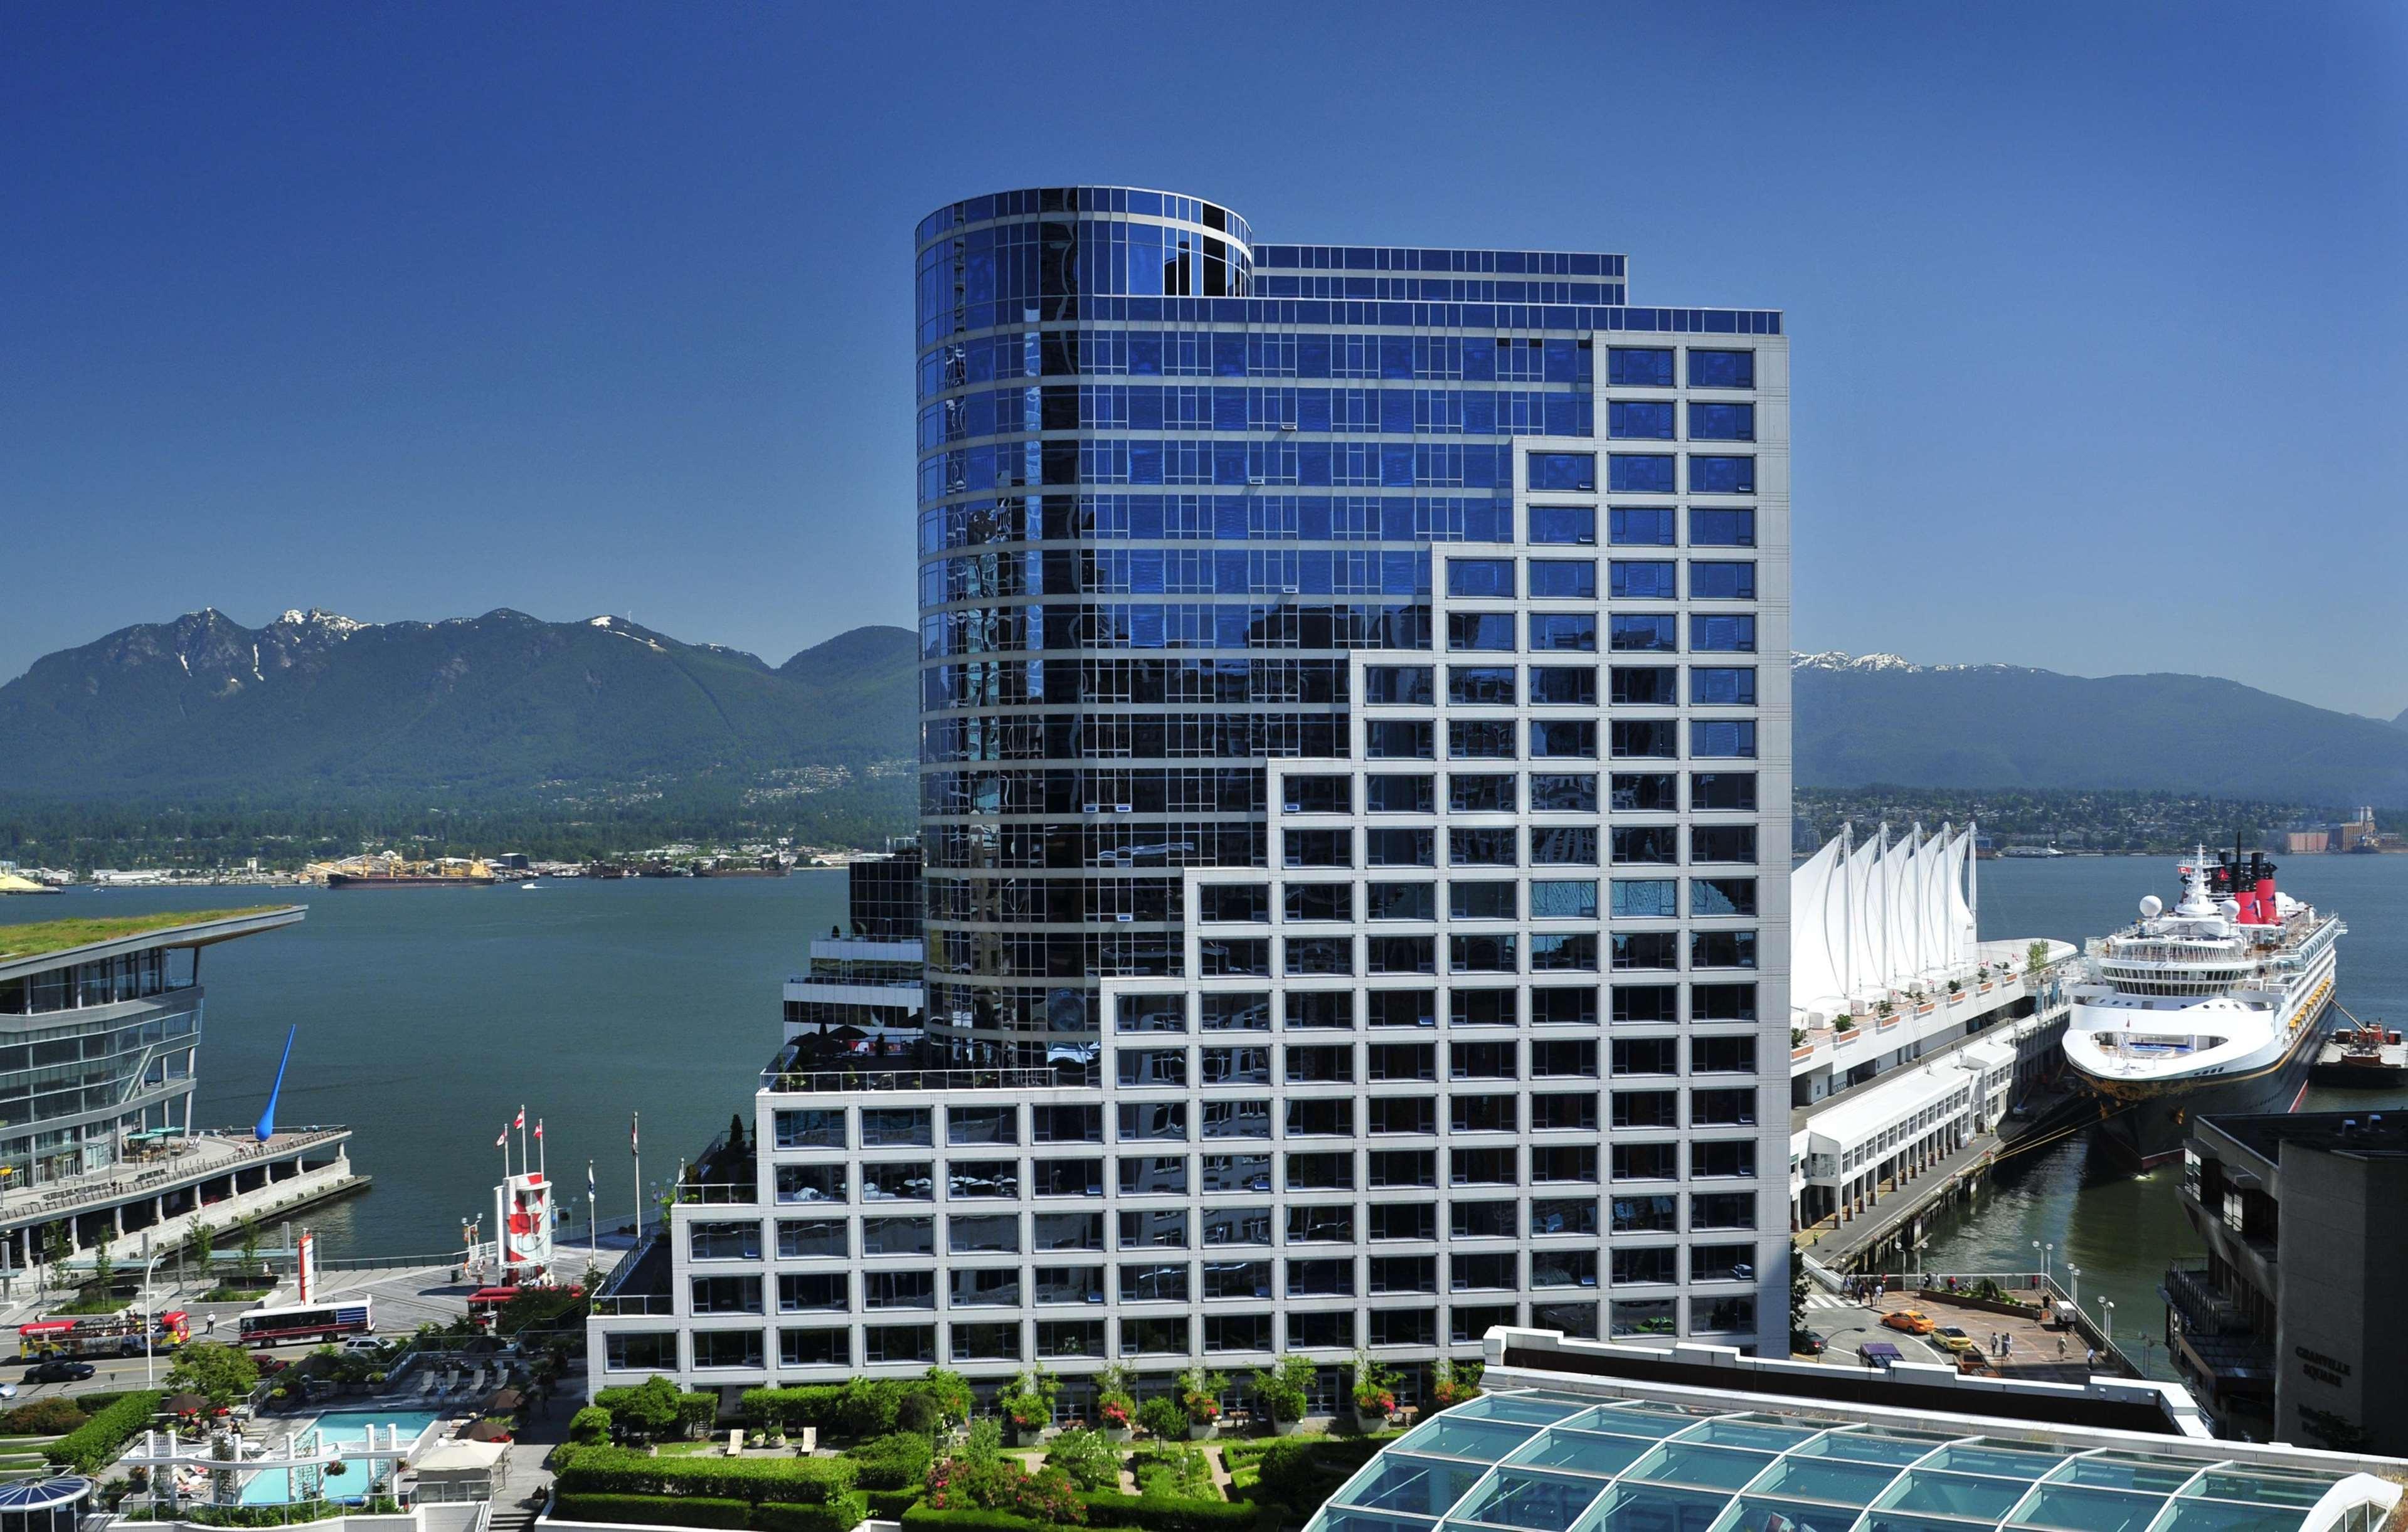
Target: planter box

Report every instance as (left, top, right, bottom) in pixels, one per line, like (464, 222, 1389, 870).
(1265, 1417, 1298, 1437)
(1101, 1427, 1132, 1444)
(1352, 1410, 1388, 1435)
(1186, 1419, 1217, 1440)
(1791, 1045, 1816, 1062)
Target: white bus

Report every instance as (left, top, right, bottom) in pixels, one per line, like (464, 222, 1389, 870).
(236, 1300, 372, 1346)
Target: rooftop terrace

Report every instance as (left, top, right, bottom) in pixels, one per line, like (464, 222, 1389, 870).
(0, 906, 303, 966)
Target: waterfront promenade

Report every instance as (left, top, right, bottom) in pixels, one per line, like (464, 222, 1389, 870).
(1803, 1286, 2132, 1383)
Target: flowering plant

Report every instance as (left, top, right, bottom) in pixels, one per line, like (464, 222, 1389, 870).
(1097, 1393, 1135, 1429)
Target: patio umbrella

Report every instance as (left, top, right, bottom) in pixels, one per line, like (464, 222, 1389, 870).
(482, 1388, 525, 1413)
(459, 1421, 512, 1442)
(162, 1395, 212, 1417)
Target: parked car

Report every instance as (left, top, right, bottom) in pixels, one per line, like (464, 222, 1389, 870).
(339, 1336, 390, 1355)
(23, 1360, 95, 1383)
(1931, 1326, 1976, 1354)
(1882, 1309, 1936, 1336)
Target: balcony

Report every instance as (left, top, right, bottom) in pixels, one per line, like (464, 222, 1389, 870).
(2161, 1259, 2253, 1335)
(762, 1035, 1098, 1094)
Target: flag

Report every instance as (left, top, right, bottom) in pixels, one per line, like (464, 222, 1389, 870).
(494, 1126, 507, 1148)
(514, 1106, 526, 1130)
(586, 1161, 595, 1197)
(534, 1119, 544, 1139)
(631, 1113, 639, 1153)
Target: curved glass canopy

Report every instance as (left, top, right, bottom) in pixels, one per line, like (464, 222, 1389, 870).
(1305, 1392, 2374, 1532)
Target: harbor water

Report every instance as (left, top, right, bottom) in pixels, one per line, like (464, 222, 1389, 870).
(6, 854, 2404, 1347)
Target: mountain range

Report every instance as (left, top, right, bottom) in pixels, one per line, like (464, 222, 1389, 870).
(0, 608, 917, 805)
(6, 610, 2407, 813)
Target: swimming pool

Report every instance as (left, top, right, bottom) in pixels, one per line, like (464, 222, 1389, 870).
(233, 1412, 444, 1504)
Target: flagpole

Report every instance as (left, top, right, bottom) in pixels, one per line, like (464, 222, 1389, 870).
(632, 1111, 642, 1242)
(517, 1105, 529, 1180)
(538, 1118, 547, 1181)
(588, 1161, 598, 1261)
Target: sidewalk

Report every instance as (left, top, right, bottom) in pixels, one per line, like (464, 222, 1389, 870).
(1796, 1131, 1998, 1266)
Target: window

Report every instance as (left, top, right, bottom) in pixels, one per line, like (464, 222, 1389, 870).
(1689, 349, 1756, 389)
(1531, 721, 1596, 759)
(778, 1272, 847, 1313)
(1690, 561, 1756, 600)
(1529, 559, 1596, 598)
(1691, 1244, 1756, 1282)
(1199, 884, 1267, 924)
(1285, 990, 1353, 1029)
(1530, 773, 1598, 811)
(1285, 1045, 1351, 1084)
(1532, 1039, 1598, 1079)
(866, 1271, 936, 1310)
(1365, 721, 1433, 759)
(1614, 986, 1679, 1025)
(1366, 828, 1434, 868)
(1610, 667, 1676, 707)
(1692, 1037, 1758, 1075)
(1448, 773, 1514, 814)
(1613, 931, 1679, 970)
(1454, 1200, 1516, 1239)
(1286, 1205, 1353, 1244)
(861, 1217, 933, 1256)
(1371, 1148, 1438, 1188)
(1201, 1153, 1274, 1192)
(1370, 1309, 1436, 1348)
(1118, 1049, 1186, 1089)
(1611, 826, 1678, 864)
(950, 1322, 1021, 1362)
(861, 1109, 931, 1148)
(1367, 990, 1436, 1028)
(1286, 1151, 1354, 1190)
(1692, 825, 1758, 863)
(1119, 1317, 1187, 1356)
(1370, 1042, 1436, 1080)
(1447, 558, 1515, 598)
(1694, 1191, 1759, 1230)
(1032, 1212, 1105, 1252)
(1613, 1195, 1677, 1234)
(1609, 347, 1674, 386)
(1689, 402, 1755, 441)
(1366, 774, 1434, 815)
(1286, 1098, 1354, 1137)
(948, 1215, 1020, 1256)
(1446, 613, 1515, 652)
(692, 1329, 765, 1370)
(864, 1325, 935, 1364)
(1283, 829, 1350, 869)
(1115, 995, 1187, 1034)
(1528, 451, 1596, 490)
(1609, 507, 1675, 546)
(1690, 613, 1756, 652)
(691, 1275, 763, 1314)
(1118, 1209, 1190, 1251)
(1366, 881, 1436, 921)
(1118, 1102, 1186, 1142)
(1610, 721, 1677, 761)
(1202, 992, 1272, 1031)
(1689, 455, 1755, 494)
(1692, 983, 1759, 1021)
(1285, 882, 1353, 922)
(1289, 1311, 1355, 1350)
(1448, 666, 1516, 706)
(1532, 986, 1598, 1026)
(1613, 1091, 1677, 1129)
(1609, 615, 1677, 653)
(1530, 879, 1598, 919)
(1201, 1046, 1271, 1086)
(773, 1111, 843, 1150)
(947, 1160, 1018, 1198)
(1610, 561, 1677, 600)
(1451, 1094, 1516, 1133)
(1690, 667, 1756, 706)
(1286, 1259, 1354, 1297)
(1449, 719, 1515, 759)
(1609, 400, 1675, 440)
(1613, 1143, 1677, 1181)
(1529, 613, 1596, 652)
(776, 1164, 846, 1204)
(1369, 1255, 1437, 1295)
(1117, 1154, 1186, 1196)
(1204, 1313, 1273, 1352)
(689, 1221, 761, 1261)
(1284, 774, 1352, 813)
(1452, 1252, 1517, 1291)
(1610, 455, 1675, 493)
(1531, 666, 1596, 705)
(948, 1106, 1018, 1146)
(1201, 1208, 1272, 1247)
(605, 1331, 677, 1372)
(778, 1219, 846, 1259)
(1285, 938, 1352, 977)
(1530, 932, 1598, 971)
(1693, 1141, 1758, 1179)
(1611, 879, 1677, 917)
(1690, 772, 1757, 811)
(1450, 1146, 1517, 1186)
(1201, 938, 1269, 978)
(1692, 1087, 1758, 1126)
(1528, 505, 1597, 545)
(1033, 1158, 1105, 1198)
(1612, 1038, 1679, 1076)
(1532, 1199, 1599, 1239)
(1690, 507, 1755, 547)
(1612, 1248, 1677, 1286)
(1118, 1262, 1189, 1303)
(1532, 1249, 1600, 1289)
(1362, 667, 1432, 706)
(1610, 773, 1676, 811)
(1533, 1144, 1599, 1184)
(1692, 877, 1757, 917)
(1450, 828, 1517, 867)
(1367, 936, 1437, 975)
(1692, 720, 1758, 759)
(1037, 1319, 1106, 1358)
(779, 1328, 847, 1368)
(1450, 933, 1517, 973)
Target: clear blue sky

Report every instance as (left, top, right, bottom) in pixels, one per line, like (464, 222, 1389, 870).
(6, 3, 2402, 712)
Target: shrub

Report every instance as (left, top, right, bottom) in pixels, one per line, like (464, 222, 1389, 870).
(554, 1446, 859, 1504)
(994, 1368, 1057, 1432)
(925, 1454, 1086, 1525)
(1081, 1496, 1258, 1532)
(0, 1397, 88, 1435)
(1251, 1436, 1379, 1512)
(597, 1378, 686, 1442)
(901, 1510, 1132, 1532)
(570, 1407, 614, 1445)
(894, 1392, 946, 1437)
(1130, 1447, 1212, 1501)
(554, 1494, 751, 1528)
(1246, 1357, 1312, 1425)
(1135, 1397, 1187, 1444)
(1428, 1358, 1482, 1408)
(863, 1489, 920, 1520)
(46, 1390, 164, 1474)
(1045, 1428, 1121, 1492)
(751, 1496, 869, 1532)
(844, 1432, 935, 1492)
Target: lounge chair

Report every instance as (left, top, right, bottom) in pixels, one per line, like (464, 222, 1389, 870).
(724, 1429, 744, 1457)
(795, 1427, 817, 1455)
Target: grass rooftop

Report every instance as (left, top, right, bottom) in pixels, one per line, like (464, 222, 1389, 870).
(0, 906, 300, 963)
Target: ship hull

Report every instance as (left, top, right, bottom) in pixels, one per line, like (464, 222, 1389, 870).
(324, 873, 497, 889)
(2086, 986, 2330, 1167)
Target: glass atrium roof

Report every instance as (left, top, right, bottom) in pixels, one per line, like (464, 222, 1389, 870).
(1305, 1392, 2362, 1532)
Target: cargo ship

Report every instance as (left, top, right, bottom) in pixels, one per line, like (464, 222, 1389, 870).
(324, 856, 499, 889)
(2063, 848, 2342, 1168)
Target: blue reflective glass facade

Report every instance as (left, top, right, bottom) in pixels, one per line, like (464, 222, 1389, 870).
(916, 187, 1781, 1047)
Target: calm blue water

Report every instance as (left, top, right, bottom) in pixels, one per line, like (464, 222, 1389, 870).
(0, 875, 845, 1257)
(305, 1409, 444, 1444)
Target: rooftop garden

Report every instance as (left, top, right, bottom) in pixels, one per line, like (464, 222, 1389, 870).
(0, 906, 298, 963)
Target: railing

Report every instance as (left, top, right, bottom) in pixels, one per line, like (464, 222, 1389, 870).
(761, 1066, 1093, 1094)
(2161, 1259, 2252, 1335)
(2, 1128, 352, 1217)
(590, 1293, 676, 1316)
(671, 1182, 758, 1205)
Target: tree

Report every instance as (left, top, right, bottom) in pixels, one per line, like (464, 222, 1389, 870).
(1043, 1427, 1120, 1491)
(89, 1226, 114, 1295)
(724, 1112, 748, 1158)
(41, 1223, 69, 1287)
(1135, 1395, 1187, 1444)
(1789, 1250, 1815, 1353)
(236, 1219, 263, 1286)
(167, 1342, 260, 1407)
(598, 1376, 682, 1442)
(188, 1220, 217, 1281)
(2026, 940, 2049, 976)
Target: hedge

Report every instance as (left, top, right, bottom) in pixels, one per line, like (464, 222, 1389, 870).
(739, 1381, 958, 1439)
(45, 1390, 163, 1474)
(843, 1432, 935, 1492)
(554, 1494, 753, 1529)
(1079, 1495, 1258, 1532)
(899, 1508, 1140, 1532)
(863, 1489, 920, 1520)
(1248, 1436, 1382, 1513)
(555, 1447, 858, 1505)
(553, 1494, 868, 1532)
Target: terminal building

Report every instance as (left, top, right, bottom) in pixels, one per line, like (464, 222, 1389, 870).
(2165, 1111, 2408, 1453)
(1784, 822, 2075, 1233)
(0, 907, 354, 1278)
(590, 184, 1793, 1410)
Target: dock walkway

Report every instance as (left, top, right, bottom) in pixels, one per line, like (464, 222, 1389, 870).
(1805, 1287, 2124, 1384)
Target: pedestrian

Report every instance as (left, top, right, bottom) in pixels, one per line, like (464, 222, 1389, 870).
(2057, 1336, 2067, 1359)
(2002, 1332, 2012, 1358)
(2086, 1346, 2097, 1369)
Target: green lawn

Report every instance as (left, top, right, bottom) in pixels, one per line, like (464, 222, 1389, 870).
(0, 907, 299, 962)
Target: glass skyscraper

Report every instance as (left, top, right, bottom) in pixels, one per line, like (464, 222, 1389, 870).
(586, 184, 1788, 1408)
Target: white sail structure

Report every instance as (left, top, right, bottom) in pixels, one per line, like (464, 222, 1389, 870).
(1791, 819, 1983, 1020)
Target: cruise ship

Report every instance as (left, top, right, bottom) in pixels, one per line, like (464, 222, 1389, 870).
(2064, 850, 2342, 1166)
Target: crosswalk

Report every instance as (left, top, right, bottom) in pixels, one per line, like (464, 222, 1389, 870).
(1803, 1292, 1867, 1313)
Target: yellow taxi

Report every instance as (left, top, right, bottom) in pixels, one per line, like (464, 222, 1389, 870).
(1931, 1325, 1976, 1353)
(1882, 1308, 1936, 1336)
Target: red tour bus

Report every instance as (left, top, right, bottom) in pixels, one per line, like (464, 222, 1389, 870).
(17, 1310, 190, 1359)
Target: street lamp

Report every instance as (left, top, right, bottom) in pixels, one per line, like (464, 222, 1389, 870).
(2066, 1265, 2081, 1310)
(133, 1232, 172, 1389)
(2097, 1297, 2116, 1344)
(2032, 1240, 2054, 1290)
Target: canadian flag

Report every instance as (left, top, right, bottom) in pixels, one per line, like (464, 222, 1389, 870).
(494, 1125, 507, 1148)
(514, 1106, 526, 1130)
(534, 1119, 544, 1139)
